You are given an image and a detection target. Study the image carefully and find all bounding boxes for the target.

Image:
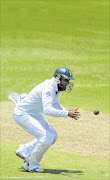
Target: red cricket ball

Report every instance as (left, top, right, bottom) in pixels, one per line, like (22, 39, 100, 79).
(94, 109, 99, 115)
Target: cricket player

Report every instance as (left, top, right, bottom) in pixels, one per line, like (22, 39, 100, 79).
(9, 67, 80, 173)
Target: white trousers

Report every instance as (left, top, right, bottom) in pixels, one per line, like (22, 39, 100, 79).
(13, 113, 57, 171)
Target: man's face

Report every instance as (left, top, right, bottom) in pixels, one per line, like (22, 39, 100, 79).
(60, 78, 70, 91)
(61, 78, 70, 86)
(57, 76, 71, 91)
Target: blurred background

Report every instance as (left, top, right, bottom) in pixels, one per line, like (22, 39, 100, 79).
(1, 0, 109, 113)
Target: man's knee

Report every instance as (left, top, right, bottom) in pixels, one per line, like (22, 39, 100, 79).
(42, 132, 54, 146)
(39, 130, 57, 147)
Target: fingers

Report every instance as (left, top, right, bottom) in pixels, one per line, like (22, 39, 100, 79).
(75, 108, 78, 111)
(73, 117, 78, 120)
(69, 108, 81, 120)
(74, 108, 80, 114)
(68, 108, 81, 120)
(69, 108, 78, 112)
(74, 111, 80, 115)
(74, 110, 81, 116)
(70, 114, 80, 120)
(72, 116, 80, 120)
(74, 115, 80, 119)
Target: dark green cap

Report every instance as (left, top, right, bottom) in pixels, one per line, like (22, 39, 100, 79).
(54, 67, 75, 80)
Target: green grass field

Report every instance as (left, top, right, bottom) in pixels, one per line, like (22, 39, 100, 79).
(1, 0, 110, 179)
(1, 140, 110, 180)
(1, 0, 109, 113)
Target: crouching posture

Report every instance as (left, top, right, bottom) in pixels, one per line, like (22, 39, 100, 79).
(9, 67, 80, 172)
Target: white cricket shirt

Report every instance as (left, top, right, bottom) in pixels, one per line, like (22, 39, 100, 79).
(13, 77, 69, 117)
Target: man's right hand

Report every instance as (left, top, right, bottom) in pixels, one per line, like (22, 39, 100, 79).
(68, 108, 81, 120)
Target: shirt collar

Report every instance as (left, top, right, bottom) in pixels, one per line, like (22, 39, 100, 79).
(52, 77, 58, 92)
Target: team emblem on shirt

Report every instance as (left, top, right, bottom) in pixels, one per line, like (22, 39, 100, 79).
(46, 91, 51, 96)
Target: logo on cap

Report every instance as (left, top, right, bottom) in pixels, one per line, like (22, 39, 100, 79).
(69, 70, 72, 77)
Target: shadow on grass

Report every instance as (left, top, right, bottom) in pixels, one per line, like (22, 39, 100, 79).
(19, 168, 84, 177)
(44, 169, 84, 177)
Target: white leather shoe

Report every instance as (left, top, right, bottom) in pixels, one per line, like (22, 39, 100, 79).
(22, 162, 29, 171)
(30, 168, 44, 173)
(15, 145, 26, 160)
(16, 150, 26, 160)
(22, 163, 44, 173)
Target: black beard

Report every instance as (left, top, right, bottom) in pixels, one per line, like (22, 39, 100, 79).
(58, 83, 66, 91)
